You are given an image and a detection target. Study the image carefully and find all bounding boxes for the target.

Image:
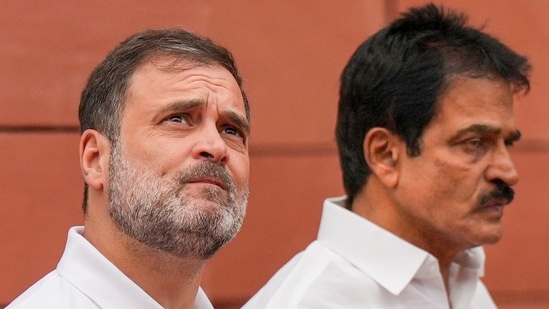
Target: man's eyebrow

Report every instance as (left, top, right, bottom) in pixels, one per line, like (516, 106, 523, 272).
(153, 99, 249, 134)
(458, 124, 501, 136)
(224, 110, 250, 136)
(449, 124, 521, 143)
(448, 124, 500, 144)
(155, 99, 205, 117)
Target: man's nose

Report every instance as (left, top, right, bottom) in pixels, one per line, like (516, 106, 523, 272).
(486, 143, 519, 187)
(191, 124, 230, 164)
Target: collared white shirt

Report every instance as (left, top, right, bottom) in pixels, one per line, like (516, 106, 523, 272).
(7, 226, 214, 309)
(243, 196, 497, 309)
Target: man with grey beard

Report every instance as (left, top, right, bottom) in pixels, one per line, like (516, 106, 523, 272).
(8, 28, 251, 309)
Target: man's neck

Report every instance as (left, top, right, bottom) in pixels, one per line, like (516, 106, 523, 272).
(122, 242, 206, 309)
(84, 215, 207, 309)
(351, 183, 463, 306)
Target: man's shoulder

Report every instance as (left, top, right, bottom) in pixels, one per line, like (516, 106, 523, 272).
(6, 271, 98, 309)
(243, 241, 368, 309)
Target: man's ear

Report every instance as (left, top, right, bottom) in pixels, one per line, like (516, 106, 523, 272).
(80, 129, 110, 191)
(363, 128, 401, 188)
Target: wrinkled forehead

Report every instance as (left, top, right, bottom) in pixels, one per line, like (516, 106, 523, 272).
(122, 60, 246, 125)
(130, 56, 249, 119)
(129, 57, 237, 93)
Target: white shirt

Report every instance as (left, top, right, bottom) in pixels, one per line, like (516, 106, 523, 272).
(243, 196, 497, 309)
(7, 226, 214, 309)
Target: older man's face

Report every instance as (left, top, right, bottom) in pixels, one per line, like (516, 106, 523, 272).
(391, 76, 519, 255)
(107, 60, 250, 259)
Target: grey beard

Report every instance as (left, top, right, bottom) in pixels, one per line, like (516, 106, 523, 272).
(107, 144, 248, 260)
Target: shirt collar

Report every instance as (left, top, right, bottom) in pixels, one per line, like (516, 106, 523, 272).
(57, 226, 213, 309)
(316, 196, 485, 295)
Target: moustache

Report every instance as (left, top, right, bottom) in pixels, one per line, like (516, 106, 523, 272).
(176, 162, 235, 192)
(480, 179, 514, 207)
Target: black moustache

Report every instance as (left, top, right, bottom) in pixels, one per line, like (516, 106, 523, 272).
(482, 179, 514, 206)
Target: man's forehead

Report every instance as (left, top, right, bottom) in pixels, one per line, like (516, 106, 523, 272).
(127, 61, 240, 98)
(124, 57, 248, 121)
(132, 59, 232, 81)
(124, 62, 244, 115)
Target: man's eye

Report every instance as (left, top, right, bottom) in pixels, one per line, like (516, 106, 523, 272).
(166, 115, 187, 124)
(221, 126, 242, 137)
(461, 138, 488, 156)
(465, 139, 482, 148)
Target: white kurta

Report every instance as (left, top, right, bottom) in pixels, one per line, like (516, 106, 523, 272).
(7, 226, 214, 309)
(243, 196, 497, 309)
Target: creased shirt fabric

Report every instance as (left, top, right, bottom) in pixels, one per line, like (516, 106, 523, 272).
(7, 226, 213, 309)
(243, 196, 497, 309)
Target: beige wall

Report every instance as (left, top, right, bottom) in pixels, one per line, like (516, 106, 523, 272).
(1, 1, 547, 308)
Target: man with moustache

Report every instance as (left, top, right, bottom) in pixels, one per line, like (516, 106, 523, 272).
(8, 28, 250, 309)
(244, 4, 530, 309)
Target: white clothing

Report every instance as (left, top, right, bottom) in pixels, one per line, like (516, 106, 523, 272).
(7, 226, 213, 309)
(243, 196, 497, 309)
